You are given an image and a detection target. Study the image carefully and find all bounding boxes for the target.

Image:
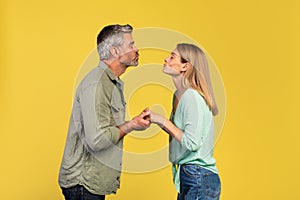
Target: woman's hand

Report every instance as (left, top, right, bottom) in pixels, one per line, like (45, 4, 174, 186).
(150, 111, 166, 128)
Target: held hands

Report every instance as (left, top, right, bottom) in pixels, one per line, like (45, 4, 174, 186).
(119, 108, 151, 135)
(119, 107, 167, 138)
(131, 107, 151, 131)
(129, 108, 167, 129)
(130, 108, 181, 142)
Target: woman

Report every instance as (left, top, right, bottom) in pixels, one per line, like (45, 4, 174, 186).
(150, 43, 221, 200)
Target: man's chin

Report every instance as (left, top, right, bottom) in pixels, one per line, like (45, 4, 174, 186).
(121, 60, 139, 67)
(128, 61, 139, 67)
(132, 62, 139, 66)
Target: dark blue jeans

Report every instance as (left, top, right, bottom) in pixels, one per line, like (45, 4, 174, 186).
(178, 164, 221, 200)
(61, 185, 105, 200)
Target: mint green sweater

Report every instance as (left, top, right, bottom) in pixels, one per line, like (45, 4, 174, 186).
(169, 88, 218, 192)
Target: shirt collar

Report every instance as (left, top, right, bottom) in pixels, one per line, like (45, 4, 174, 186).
(98, 61, 123, 86)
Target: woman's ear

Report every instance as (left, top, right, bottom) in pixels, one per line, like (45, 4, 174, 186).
(181, 62, 191, 72)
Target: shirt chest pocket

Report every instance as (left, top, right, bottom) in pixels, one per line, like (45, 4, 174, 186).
(110, 95, 126, 126)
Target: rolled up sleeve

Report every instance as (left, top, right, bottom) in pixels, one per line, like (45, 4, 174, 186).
(79, 82, 121, 152)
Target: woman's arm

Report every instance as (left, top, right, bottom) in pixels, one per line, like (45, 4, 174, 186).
(150, 112, 183, 142)
(151, 89, 206, 151)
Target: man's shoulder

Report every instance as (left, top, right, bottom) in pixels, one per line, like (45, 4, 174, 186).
(78, 67, 106, 89)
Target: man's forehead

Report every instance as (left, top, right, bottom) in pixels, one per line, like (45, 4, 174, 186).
(123, 33, 133, 42)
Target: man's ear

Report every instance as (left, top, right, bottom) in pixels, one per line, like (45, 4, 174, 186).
(110, 46, 119, 58)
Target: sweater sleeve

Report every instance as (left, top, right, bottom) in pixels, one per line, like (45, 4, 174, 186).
(180, 89, 206, 151)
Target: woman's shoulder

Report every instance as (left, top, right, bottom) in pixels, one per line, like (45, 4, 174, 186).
(182, 88, 204, 101)
(180, 89, 210, 115)
(179, 88, 206, 107)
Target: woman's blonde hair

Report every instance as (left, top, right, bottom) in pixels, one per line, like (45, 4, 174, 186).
(177, 43, 218, 116)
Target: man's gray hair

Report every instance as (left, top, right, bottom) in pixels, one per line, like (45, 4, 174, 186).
(97, 24, 133, 60)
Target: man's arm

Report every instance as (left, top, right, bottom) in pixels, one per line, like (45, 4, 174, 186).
(80, 83, 151, 151)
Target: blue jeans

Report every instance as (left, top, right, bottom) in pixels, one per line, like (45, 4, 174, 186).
(61, 185, 105, 200)
(178, 164, 221, 200)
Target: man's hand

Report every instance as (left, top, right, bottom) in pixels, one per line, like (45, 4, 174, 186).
(118, 108, 151, 138)
(131, 108, 151, 131)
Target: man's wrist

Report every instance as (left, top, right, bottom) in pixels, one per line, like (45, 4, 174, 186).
(119, 120, 134, 134)
(118, 126, 127, 138)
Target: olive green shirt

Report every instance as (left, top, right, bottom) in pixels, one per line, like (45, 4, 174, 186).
(59, 61, 126, 195)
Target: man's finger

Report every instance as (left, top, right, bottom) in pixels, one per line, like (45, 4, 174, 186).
(143, 107, 150, 112)
(140, 110, 150, 118)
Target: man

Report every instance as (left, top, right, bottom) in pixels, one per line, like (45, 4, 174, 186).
(59, 24, 150, 200)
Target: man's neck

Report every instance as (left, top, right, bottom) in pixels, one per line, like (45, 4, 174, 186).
(102, 59, 127, 78)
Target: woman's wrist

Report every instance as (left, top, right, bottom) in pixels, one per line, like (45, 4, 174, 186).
(152, 114, 166, 128)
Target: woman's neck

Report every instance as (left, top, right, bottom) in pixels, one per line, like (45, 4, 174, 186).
(172, 75, 186, 97)
(171, 75, 187, 114)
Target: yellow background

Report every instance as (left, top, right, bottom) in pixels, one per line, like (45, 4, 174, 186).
(1, 0, 299, 199)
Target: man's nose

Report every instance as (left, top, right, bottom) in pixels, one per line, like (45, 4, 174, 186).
(134, 47, 139, 53)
